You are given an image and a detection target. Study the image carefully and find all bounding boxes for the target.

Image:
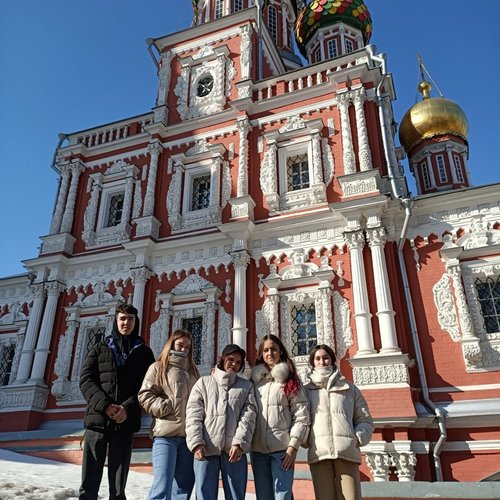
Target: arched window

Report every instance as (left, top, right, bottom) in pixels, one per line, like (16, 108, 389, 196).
(268, 5, 278, 43)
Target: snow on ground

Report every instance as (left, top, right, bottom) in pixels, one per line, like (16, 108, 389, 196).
(0, 449, 256, 499)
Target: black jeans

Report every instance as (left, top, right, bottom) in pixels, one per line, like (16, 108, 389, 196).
(79, 428, 134, 500)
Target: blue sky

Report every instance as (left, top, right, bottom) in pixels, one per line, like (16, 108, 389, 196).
(1, 1, 499, 277)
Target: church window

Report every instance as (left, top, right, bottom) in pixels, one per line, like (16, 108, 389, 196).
(290, 303, 317, 356)
(0, 342, 15, 386)
(85, 326, 106, 356)
(475, 275, 500, 334)
(182, 317, 204, 365)
(191, 174, 211, 211)
(197, 75, 214, 97)
(328, 39, 338, 59)
(234, 0, 243, 11)
(106, 193, 124, 228)
(287, 153, 310, 191)
(314, 47, 321, 63)
(421, 161, 431, 190)
(454, 155, 464, 182)
(215, 0, 224, 19)
(345, 38, 354, 54)
(268, 5, 278, 43)
(436, 155, 447, 182)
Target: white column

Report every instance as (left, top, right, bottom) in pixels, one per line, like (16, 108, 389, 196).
(210, 155, 222, 207)
(236, 117, 250, 197)
(353, 88, 373, 171)
(50, 164, 71, 234)
(131, 267, 153, 323)
(425, 153, 436, 188)
(318, 32, 325, 61)
(230, 250, 250, 351)
(61, 161, 84, 233)
(447, 265, 476, 340)
(143, 141, 163, 216)
(366, 227, 400, 354)
(446, 146, 458, 184)
(311, 129, 323, 185)
(345, 230, 375, 356)
(30, 282, 64, 382)
(15, 284, 46, 383)
(338, 93, 356, 174)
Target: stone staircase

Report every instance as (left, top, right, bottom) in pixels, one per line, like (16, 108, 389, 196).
(0, 420, 498, 500)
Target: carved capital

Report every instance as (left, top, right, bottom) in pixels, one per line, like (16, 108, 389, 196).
(130, 266, 153, 284)
(230, 250, 251, 268)
(344, 230, 365, 251)
(366, 227, 387, 247)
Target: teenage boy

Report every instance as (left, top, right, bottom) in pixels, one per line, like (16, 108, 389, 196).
(79, 303, 155, 499)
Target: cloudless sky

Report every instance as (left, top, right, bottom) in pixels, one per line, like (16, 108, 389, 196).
(1, 1, 499, 277)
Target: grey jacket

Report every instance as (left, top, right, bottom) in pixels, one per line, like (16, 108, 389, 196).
(186, 367, 257, 455)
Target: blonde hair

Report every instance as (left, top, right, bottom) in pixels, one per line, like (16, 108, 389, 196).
(156, 329, 199, 387)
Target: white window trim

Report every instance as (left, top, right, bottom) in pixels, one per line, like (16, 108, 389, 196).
(327, 38, 338, 58)
(0, 335, 17, 386)
(421, 161, 431, 191)
(182, 162, 213, 216)
(278, 138, 312, 195)
(436, 154, 447, 183)
(454, 155, 464, 183)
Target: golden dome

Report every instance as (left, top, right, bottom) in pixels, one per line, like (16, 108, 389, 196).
(399, 81, 469, 153)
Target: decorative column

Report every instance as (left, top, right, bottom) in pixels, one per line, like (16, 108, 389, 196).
(446, 146, 459, 184)
(15, 284, 46, 383)
(236, 117, 250, 197)
(391, 452, 417, 482)
(353, 88, 373, 171)
(52, 317, 79, 398)
(49, 163, 71, 234)
(154, 50, 172, 123)
(131, 267, 153, 322)
(210, 155, 222, 207)
(143, 141, 163, 217)
(61, 161, 84, 233)
(366, 227, 400, 354)
(311, 129, 324, 185)
(30, 281, 64, 382)
(344, 231, 375, 356)
(318, 283, 334, 346)
(447, 265, 475, 340)
(260, 140, 279, 212)
(82, 178, 101, 245)
(230, 250, 251, 351)
(337, 93, 356, 174)
(366, 452, 392, 482)
(239, 25, 252, 81)
(318, 32, 325, 61)
(167, 162, 184, 230)
(380, 97, 399, 169)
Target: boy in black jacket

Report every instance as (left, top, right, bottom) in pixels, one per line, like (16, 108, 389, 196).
(79, 303, 155, 500)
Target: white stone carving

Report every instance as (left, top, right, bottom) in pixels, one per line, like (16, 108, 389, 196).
(433, 273, 461, 342)
(353, 363, 410, 386)
(172, 274, 215, 296)
(341, 177, 378, 197)
(150, 308, 171, 360)
(337, 93, 356, 174)
(333, 291, 353, 360)
(255, 294, 279, 348)
(391, 452, 417, 482)
(279, 115, 306, 134)
(366, 452, 392, 482)
(322, 137, 335, 186)
(217, 307, 232, 357)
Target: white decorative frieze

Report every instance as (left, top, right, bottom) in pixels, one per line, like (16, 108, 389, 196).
(433, 273, 461, 342)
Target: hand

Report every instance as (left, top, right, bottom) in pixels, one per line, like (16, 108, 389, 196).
(281, 446, 297, 471)
(105, 404, 121, 419)
(194, 445, 206, 461)
(113, 405, 128, 424)
(228, 445, 243, 463)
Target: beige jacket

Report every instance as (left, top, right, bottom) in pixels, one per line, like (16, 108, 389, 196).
(304, 367, 373, 464)
(138, 353, 198, 439)
(185, 367, 257, 456)
(251, 363, 310, 453)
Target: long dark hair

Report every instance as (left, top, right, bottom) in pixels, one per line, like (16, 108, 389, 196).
(308, 344, 336, 368)
(256, 334, 300, 396)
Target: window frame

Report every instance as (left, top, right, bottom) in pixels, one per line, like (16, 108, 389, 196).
(182, 162, 213, 217)
(278, 139, 313, 196)
(453, 155, 465, 183)
(421, 160, 431, 191)
(327, 38, 338, 59)
(436, 154, 448, 183)
(267, 5, 278, 43)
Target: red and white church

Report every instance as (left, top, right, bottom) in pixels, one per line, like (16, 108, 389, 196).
(1, 0, 499, 485)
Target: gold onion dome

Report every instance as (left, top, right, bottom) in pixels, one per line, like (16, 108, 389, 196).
(399, 81, 469, 153)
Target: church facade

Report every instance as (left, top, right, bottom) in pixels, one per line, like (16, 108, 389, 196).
(1, 0, 499, 483)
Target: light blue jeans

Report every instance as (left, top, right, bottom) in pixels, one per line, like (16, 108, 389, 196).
(193, 452, 248, 500)
(251, 450, 294, 500)
(147, 436, 194, 500)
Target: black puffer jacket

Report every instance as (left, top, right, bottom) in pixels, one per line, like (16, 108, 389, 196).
(80, 320, 154, 433)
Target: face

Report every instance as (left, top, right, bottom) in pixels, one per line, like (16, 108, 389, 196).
(223, 352, 243, 373)
(173, 337, 192, 353)
(262, 340, 281, 367)
(116, 313, 136, 336)
(313, 348, 333, 368)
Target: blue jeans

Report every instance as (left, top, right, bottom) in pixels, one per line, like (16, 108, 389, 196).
(193, 452, 247, 500)
(251, 450, 294, 500)
(147, 436, 194, 500)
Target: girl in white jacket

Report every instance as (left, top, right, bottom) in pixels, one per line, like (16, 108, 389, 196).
(251, 334, 310, 500)
(138, 329, 199, 500)
(186, 344, 256, 500)
(304, 344, 373, 500)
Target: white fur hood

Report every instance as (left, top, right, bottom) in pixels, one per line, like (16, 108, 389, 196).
(251, 362, 289, 384)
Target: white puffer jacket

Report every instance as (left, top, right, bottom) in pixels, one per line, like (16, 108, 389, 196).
(185, 367, 257, 456)
(304, 367, 373, 464)
(138, 353, 198, 439)
(251, 363, 310, 453)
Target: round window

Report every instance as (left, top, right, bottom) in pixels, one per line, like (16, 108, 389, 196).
(197, 75, 214, 97)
